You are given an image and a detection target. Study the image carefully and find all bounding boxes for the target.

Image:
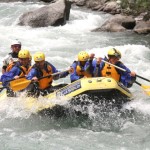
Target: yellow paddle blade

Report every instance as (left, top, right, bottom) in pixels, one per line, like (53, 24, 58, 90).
(10, 78, 31, 91)
(141, 85, 150, 96)
(142, 85, 150, 89)
(0, 82, 2, 88)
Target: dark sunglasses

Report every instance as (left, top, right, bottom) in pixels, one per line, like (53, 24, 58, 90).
(12, 44, 21, 48)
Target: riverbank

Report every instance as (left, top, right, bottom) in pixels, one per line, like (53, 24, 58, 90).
(0, 0, 149, 34)
(72, 0, 150, 34)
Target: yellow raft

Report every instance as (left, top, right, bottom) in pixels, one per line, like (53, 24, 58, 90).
(0, 77, 133, 114)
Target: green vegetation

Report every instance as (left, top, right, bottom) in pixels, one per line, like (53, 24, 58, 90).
(120, 0, 150, 15)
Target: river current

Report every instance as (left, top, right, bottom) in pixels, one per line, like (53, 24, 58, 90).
(0, 2, 150, 150)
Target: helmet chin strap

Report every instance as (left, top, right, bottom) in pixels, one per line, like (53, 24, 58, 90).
(113, 48, 120, 58)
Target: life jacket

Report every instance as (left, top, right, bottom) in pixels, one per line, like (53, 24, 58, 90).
(101, 61, 121, 81)
(75, 61, 92, 78)
(18, 66, 32, 77)
(12, 62, 32, 77)
(6, 61, 32, 74)
(33, 61, 53, 90)
(6, 62, 16, 72)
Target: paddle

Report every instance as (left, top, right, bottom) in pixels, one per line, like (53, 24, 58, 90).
(0, 76, 26, 91)
(0, 86, 7, 92)
(101, 60, 150, 96)
(136, 74, 150, 82)
(9, 70, 69, 91)
(135, 81, 150, 95)
(101, 60, 150, 82)
(0, 82, 2, 88)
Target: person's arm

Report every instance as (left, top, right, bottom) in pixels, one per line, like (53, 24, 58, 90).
(2, 54, 10, 74)
(118, 63, 136, 88)
(0, 66, 20, 86)
(2, 66, 7, 74)
(26, 68, 37, 80)
(93, 58, 103, 77)
(49, 63, 71, 80)
(70, 62, 80, 82)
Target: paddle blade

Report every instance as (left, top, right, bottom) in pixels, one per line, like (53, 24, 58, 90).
(0, 82, 2, 88)
(141, 85, 150, 96)
(10, 78, 31, 91)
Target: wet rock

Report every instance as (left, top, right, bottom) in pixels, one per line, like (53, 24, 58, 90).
(0, 0, 26, 2)
(40, 0, 54, 2)
(103, 1, 121, 14)
(93, 14, 135, 32)
(75, 0, 86, 6)
(18, 0, 71, 27)
(134, 21, 150, 34)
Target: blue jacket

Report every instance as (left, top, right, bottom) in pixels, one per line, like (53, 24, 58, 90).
(0, 62, 24, 86)
(70, 60, 94, 82)
(93, 59, 135, 88)
(26, 61, 68, 80)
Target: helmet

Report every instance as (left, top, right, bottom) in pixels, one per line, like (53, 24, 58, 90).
(29, 54, 32, 60)
(18, 50, 30, 58)
(33, 52, 45, 62)
(107, 48, 121, 58)
(78, 51, 89, 61)
(11, 39, 21, 46)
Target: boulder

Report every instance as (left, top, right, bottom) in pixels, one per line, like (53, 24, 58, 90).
(103, 1, 121, 14)
(18, 0, 71, 27)
(74, 0, 86, 6)
(0, 0, 26, 1)
(134, 21, 150, 34)
(93, 14, 136, 32)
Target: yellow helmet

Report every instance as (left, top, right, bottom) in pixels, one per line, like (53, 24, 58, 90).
(18, 50, 30, 58)
(29, 54, 32, 60)
(33, 52, 45, 62)
(108, 48, 121, 58)
(78, 51, 89, 61)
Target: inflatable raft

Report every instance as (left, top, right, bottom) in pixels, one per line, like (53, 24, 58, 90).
(0, 77, 133, 115)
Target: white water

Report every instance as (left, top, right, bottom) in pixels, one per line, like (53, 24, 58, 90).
(0, 2, 150, 150)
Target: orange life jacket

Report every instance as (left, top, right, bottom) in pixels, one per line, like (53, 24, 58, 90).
(76, 64, 92, 78)
(6, 62, 16, 72)
(18, 66, 32, 77)
(101, 63, 120, 81)
(37, 64, 53, 90)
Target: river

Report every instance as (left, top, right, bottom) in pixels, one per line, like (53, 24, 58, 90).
(0, 1, 150, 150)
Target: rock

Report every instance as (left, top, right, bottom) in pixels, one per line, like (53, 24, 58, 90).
(93, 14, 136, 32)
(103, 1, 121, 14)
(40, 0, 53, 2)
(0, 0, 26, 1)
(75, 0, 86, 6)
(94, 22, 126, 32)
(18, 0, 71, 28)
(121, 17, 136, 29)
(134, 21, 150, 34)
(86, 0, 106, 9)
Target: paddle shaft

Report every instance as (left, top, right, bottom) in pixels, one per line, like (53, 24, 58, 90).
(38, 69, 69, 80)
(102, 60, 126, 72)
(102, 60, 150, 91)
(9, 69, 70, 91)
(5, 76, 26, 83)
(134, 81, 141, 86)
(136, 74, 150, 82)
(102, 60, 150, 83)
(102, 60, 149, 79)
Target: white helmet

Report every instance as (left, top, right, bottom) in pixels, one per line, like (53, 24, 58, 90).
(11, 39, 21, 46)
